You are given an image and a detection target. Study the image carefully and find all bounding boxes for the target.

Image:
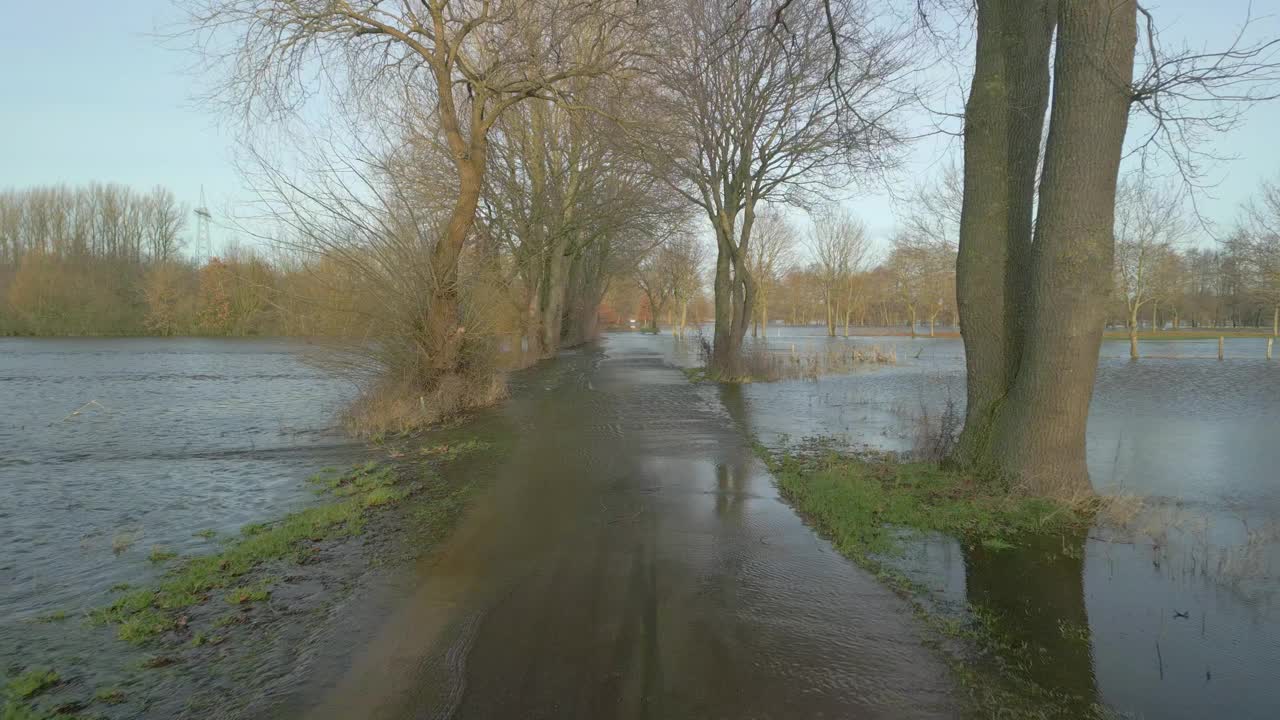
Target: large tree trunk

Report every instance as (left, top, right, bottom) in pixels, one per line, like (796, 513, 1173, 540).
(1273, 304, 1278, 337)
(536, 237, 571, 359)
(908, 305, 917, 338)
(425, 154, 485, 377)
(985, 0, 1137, 496)
(711, 225, 736, 374)
(711, 207, 757, 378)
(953, 0, 1057, 467)
(761, 298, 769, 338)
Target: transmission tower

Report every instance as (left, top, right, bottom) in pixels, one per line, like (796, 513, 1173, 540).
(194, 186, 213, 260)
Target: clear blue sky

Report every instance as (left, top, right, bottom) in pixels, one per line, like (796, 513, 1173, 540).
(1, 1, 1276, 257)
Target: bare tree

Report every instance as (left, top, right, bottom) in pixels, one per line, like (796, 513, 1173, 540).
(809, 207, 869, 337)
(634, 252, 672, 333)
(1244, 175, 1280, 336)
(665, 231, 708, 337)
(143, 187, 187, 263)
(1114, 174, 1190, 358)
(186, 0, 655, 382)
(747, 209, 795, 338)
(644, 0, 910, 378)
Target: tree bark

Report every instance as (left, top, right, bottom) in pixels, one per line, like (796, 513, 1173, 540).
(1128, 303, 1139, 359)
(953, 0, 1057, 468)
(425, 153, 485, 376)
(985, 0, 1137, 496)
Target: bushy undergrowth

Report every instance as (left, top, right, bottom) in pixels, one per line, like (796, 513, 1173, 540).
(343, 358, 507, 438)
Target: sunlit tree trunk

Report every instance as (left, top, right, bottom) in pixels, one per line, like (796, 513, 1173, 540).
(953, 0, 1056, 468)
(425, 148, 485, 375)
(1129, 302, 1140, 359)
(985, 0, 1137, 495)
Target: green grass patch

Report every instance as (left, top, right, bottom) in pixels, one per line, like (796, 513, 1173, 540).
(760, 441, 1114, 718)
(87, 445, 487, 647)
(88, 462, 403, 644)
(147, 546, 178, 563)
(32, 611, 68, 624)
(224, 583, 271, 605)
(0, 701, 47, 720)
(761, 443, 1090, 558)
(93, 687, 125, 705)
(418, 438, 491, 462)
(681, 367, 709, 383)
(3, 670, 58, 701)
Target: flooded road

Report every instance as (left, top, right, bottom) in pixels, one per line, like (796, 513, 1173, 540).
(304, 336, 955, 719)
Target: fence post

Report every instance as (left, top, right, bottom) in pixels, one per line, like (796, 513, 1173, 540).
(1218, 336, 1224, 361)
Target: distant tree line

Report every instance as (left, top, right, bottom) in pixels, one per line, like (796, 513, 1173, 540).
(0, 183, 370, 337)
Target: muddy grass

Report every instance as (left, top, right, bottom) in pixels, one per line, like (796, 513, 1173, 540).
(759, 440, 1120, 719)
(1, 437, 498, 720)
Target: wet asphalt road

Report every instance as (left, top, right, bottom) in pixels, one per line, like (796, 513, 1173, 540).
(306, 335, 955, 719)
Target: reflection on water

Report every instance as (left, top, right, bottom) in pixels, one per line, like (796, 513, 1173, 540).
(964, 533, 1098, 707)
(661, 328, 1280, 719)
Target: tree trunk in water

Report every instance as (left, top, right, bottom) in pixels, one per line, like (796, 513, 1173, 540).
(1128, 304, 1139, 359)
(1152, 300, 1159, 334)
(985, 0, 1137, 495)
(930, 314, 936, 337)
(762, 299, 769, 338)
(909, 306, 917, 338)
(536, 240, 571, 359)
(711, 208, 757, 378)
(711, 225, 736, 375)
(425, 155, 485, 378)
(953, 0, 1056, 468)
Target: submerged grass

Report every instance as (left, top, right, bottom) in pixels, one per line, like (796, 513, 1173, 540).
(87, 441, 489, 646)
(3, 671, 58, 701)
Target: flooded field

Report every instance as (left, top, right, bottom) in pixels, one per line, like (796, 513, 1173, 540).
(3, 332, 1277, 719)
(0, 338, 374, 714)
(661, 327, 1280, 719)
(0, 338, 364, 625)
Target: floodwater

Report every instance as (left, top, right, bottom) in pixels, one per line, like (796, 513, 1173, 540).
(4, 332, 1278, 719)
(662, 327, 1280, 719)
(0, 339, 364, 645)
